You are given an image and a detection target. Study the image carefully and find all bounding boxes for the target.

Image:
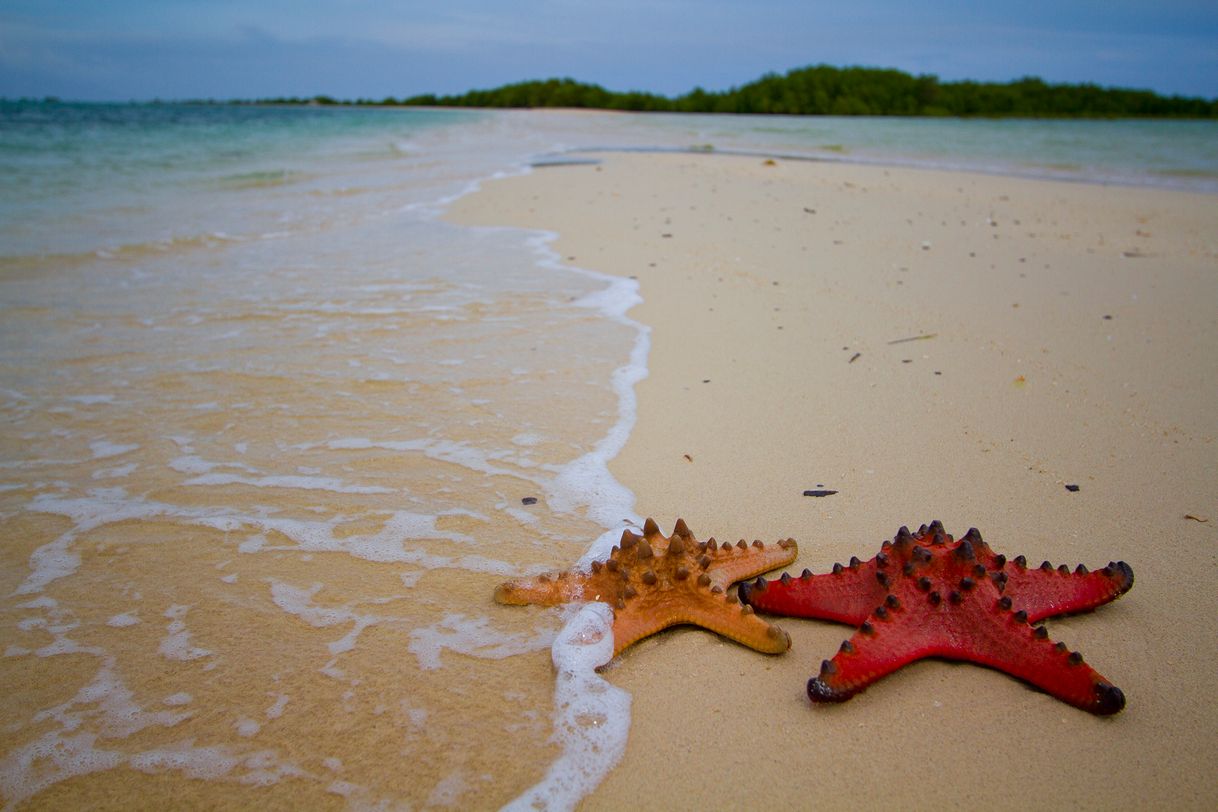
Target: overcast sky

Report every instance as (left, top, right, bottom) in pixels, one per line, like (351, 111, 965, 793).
(3, 1, 1216, 101)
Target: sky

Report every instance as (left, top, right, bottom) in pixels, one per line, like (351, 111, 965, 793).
(2, 1, 1217, 102)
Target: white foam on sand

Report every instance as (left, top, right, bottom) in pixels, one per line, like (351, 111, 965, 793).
(326, 436, 547, 486)
(20, 490, 517, 597)
(525, 231, 648, 554)
(265, 694, 290, 720)
(18, 489, 186, 595)
(89, 440, 139, 459)
(0, 630, 305, 804)
(181, 472, 394, 495)
(407, 613, 555, 670)
(234, 718, 261, 738)
(159, 605, 212, 662)
(267, 580, 381, 657)
(495, 232, 649, 811)
(501, 603, 629, 812)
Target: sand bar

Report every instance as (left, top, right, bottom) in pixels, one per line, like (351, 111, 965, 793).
(450, 149, 1218, 808)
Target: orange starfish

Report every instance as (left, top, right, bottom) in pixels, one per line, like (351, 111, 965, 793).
(495, 518, 797, 658)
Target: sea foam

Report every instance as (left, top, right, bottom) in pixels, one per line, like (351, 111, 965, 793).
(492, 231, 649, 810)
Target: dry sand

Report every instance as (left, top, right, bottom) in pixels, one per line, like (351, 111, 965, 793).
(450, 151, 1218, 809)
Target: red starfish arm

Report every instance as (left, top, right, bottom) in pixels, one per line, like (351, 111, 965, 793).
(1003, 560, 1134, 623)
(739, 564, 882, 625)
(809, 599, 1126, 715)
(936, 607, 1127, 715)
(807, 611, 942, 702)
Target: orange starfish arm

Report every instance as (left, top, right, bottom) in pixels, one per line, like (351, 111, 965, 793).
(700, 535, 803, 591)
(652, 596, 789, 654)
(610, 571, 790, 656)
(494, 518, 797, 659)
(494, 571, 584, 606)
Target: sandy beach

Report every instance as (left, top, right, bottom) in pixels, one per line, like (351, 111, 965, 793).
(450, 149, 1218, 808)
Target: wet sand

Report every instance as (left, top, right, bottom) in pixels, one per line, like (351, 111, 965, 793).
(450, 151, 1218, 809)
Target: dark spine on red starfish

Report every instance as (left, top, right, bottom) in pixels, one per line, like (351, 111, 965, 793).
(739, 561, 882, 625)
(1004, 560, 1134, 623)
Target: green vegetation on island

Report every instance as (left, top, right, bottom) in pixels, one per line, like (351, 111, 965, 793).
(405, 67, 1215, 117)
(248, 65, 1216, 118)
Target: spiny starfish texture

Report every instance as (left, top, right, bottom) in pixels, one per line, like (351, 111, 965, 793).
(495, 518, 797, 658)
(739, 521, 1134, 715)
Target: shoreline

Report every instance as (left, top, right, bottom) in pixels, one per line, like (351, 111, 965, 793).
(450, 151, 1218, 808)
(540, 141, 1218, 196)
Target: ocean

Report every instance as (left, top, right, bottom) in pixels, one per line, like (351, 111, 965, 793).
(1, 102, 1214, 809)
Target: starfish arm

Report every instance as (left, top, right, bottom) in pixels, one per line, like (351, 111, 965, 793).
(807, 610, 941, 703)
(612, 591, 791, 657)
(1003, 560, 1134, 623)
(703, 538, 798, 591)
(937, 606, 1127, 715)
(739, 562, 882, 625)
(494, 571, 590, 606)
(808, 595, 1126, 715)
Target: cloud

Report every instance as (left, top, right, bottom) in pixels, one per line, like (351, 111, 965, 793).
(2, 1, 1215, 101)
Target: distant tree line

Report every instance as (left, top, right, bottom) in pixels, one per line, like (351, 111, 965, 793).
(249, 65, 1217, 118)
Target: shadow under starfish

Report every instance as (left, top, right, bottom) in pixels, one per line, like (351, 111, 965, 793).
(495, 518, 798, 659)
(739, 521, 1134, 715)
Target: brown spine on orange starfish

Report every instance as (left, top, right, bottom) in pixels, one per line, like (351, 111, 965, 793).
(742, 522, 1134, 715)
(494, 519, 798, 659)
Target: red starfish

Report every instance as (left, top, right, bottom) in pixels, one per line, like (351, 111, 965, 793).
(738, 521, 1134, 715)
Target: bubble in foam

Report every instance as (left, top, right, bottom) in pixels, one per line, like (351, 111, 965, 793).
(265, 694, 289, 719)
(89, 440, 139, 459)
(327, 780, 360, 797)
(92, 462, 138, 480)
(235, 718, 261, 737)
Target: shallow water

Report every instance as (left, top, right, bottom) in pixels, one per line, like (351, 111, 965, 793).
(1, 103, 1214, 809)
(0, 104, 656, 809)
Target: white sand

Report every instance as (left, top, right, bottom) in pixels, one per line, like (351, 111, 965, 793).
(450, 150, 1218, 809)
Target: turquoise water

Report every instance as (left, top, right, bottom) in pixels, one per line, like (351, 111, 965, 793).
(0, 102, 490, 257)
(0, 103, 1215, 809)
